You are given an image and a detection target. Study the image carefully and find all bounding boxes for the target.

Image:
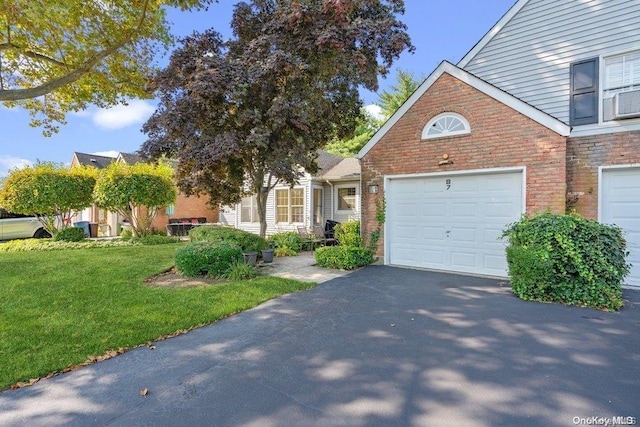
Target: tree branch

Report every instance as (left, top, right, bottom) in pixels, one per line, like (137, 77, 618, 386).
(0, 42, 67, 67)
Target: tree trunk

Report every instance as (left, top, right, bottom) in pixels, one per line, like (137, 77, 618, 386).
(257, 185, 268, 238)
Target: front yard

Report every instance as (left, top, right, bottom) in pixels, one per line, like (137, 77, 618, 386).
(0, 244, 314, 390)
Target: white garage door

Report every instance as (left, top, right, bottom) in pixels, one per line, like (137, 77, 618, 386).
(601, 168, 640, 288)
(386, 170, 524, 277)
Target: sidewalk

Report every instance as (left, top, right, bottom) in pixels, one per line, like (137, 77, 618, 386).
(259, 251, 353, 283)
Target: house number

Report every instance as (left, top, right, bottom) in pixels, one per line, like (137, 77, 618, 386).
(445, 179, 452, 190)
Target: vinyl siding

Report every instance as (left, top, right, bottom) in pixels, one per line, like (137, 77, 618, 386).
(463, 0, 640, 124)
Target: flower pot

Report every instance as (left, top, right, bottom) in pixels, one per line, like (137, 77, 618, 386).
(261, 248, 274, 263)
(242, 251, 258, 266)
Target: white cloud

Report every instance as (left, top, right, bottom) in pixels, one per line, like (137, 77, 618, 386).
(0, 156, 32, 177)
(364, 104, 384, 120)
(92, 100, 156, 130)
(91, 150, 119, 158)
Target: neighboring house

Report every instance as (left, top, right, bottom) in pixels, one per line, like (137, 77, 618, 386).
(358, 0, 640, 288)
(71, 151, 218, 236)
(219, 151, 360, 235)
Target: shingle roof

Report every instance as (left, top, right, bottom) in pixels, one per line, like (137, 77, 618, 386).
(118, 152, 144, 164)
(315, 150, 344, 176)
(73, 152, 116, 169)
(321, 157, 360, 181)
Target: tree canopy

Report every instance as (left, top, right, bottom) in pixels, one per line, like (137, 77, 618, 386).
(0, 0, 213, 135)
(141, 0, 413, 237)
(0, 162, 96, 235)
(93, 162, 177, 237)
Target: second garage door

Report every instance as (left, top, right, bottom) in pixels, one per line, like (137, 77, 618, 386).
(386, 170, 524, 277)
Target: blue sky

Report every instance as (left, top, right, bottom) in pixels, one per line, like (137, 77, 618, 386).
(0, 0, 516, 176)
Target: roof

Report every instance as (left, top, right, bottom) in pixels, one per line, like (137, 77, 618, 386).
(315, 150, 344, 176)
(72, 152, 116, 169)
(321, 157, 360, 181)
(117, 152, 144, 164)
(356, 61, 571, 159)
(457, 0, 528, 68)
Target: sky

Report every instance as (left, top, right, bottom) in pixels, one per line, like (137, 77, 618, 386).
(0, 0, 516, 177)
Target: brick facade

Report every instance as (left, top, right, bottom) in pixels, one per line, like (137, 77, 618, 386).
(361, 73, 567, 255)
(567, 131, 640, 219)
(151, 193, 219, 231)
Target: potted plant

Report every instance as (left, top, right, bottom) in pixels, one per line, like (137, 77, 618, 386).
(261, 244, 275, 263)
(242, 251, 258, 266)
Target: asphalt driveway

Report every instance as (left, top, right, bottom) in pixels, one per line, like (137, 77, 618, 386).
(1, 266, 639, 426)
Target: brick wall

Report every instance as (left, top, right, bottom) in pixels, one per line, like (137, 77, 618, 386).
(567, 131, 640, 219)
(361, 73, 567, 255)
(151, 193, 219, 231)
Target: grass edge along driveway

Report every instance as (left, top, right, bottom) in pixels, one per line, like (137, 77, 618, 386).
(0, 244, 314, 390)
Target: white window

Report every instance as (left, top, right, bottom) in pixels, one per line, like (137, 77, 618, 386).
(337, 186, 357, 211)
(275, 188, 304, 223)
(422, 112, 470, 139)
(240, 196, 258, 223)
(604, 50, 640, 99)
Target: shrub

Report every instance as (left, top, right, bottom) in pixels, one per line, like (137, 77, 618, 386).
(223, 260, 258, 281)
(0, 238, 138, 252)
(189, 226, 268, 252)
(314, 245, 373, 270)
(175, 241, 243, 278)
(53, 227, 86, 242)
(274, 246, 298, 257)
(268, 231, 302, 252)
(335, 220, 362, 247)
(501, 212, 629, 310)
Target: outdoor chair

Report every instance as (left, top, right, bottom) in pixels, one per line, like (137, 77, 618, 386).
(297, 226, 322, 251)
(313, 225, 337, 246)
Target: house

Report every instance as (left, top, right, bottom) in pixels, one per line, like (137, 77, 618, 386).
(358, 0, 640, 288)
(71, 151, 218, 236)
(219, 151, 360, 235)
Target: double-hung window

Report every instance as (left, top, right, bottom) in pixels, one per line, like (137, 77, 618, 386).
(604, 50, 640, 99)
(240, 195, 258, 223)
(337, 187, 357, 211)
(275, 188, 304, 223)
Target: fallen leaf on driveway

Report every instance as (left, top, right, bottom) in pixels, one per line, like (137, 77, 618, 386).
(140, 388, 148, 397)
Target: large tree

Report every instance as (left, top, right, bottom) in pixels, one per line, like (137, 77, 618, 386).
(378, 69, 423, 118)
(0, 162, 96, 235)
(141, 0, 413, 237)
(0, 0, 213, 135)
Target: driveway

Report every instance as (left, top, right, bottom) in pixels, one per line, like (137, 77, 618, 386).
(1, 266, 639, 426)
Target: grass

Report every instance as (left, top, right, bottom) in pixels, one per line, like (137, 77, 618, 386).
(0, 244, 315, 390)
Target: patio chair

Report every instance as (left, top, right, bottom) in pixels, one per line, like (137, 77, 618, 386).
(313, 225, 338, 246)
(297, 226, 322, 251)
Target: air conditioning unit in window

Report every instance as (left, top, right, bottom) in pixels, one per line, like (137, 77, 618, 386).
(612, 89, 640, 120)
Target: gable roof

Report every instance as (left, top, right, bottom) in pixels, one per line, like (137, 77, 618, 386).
(117, 152, 144, 165)
(72, 152, 116, 169)
(356, 61, 570, 159)
(457, 0, 528, 68)
(321, 157, 360, 181)
(316, 150, 344, 176)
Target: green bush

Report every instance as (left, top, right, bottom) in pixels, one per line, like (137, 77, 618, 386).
(274, 246, 298, 257)
(53, 227, 86, 242)
(502, 212, 629, 310)
(223, 260, 258, 281)
(175, 241, 243, 278)
(314, 245, 373, 270)
(335, 220, 362, 247)
(0, 238, 140, 252)
(268, 231, 302, 252)
(189, 226, 268, 252)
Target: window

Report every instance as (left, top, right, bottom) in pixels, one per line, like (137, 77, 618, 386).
(422, 113, 470, 139)
(240, 196, 258, 223)
(604, 50, 640, 98)
(338, 187, 357, 211)
(275, 188, 304, 223)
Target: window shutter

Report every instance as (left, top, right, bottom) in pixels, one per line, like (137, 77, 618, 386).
(570, 57, 599, 126)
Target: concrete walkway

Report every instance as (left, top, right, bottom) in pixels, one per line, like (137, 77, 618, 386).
(259, 251, 353, 283)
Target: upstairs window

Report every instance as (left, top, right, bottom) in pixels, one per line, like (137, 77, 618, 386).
(604, 50, 640, 98)
(569, 57, 599, 126)
(422, 113, 470, 139)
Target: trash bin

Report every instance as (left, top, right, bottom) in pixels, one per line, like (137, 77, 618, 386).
(89, 222, 98, 238)
(73, 221, 90, 237)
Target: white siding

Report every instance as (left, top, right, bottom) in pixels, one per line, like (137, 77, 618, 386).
(463, 0, 640, 123)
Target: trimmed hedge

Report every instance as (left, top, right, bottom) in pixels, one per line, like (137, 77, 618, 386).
(502, 212, 629, 311)
(175, 241, 243, 278)
(189, 226, 268, 253)
(53, 227, 86, 242)
(315, 245, 373, 270)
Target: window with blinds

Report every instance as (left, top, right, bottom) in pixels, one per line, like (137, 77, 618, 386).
(604, 51, 640, 99)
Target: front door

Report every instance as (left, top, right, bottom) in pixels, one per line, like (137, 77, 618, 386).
(313, 188, 324, 226)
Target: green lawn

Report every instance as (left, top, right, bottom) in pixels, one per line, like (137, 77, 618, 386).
(0, 244, 315, 389)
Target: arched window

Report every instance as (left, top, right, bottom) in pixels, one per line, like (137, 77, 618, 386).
(422, 112, 470, 139)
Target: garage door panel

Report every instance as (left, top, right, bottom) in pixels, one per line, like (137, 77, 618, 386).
(601, 168, 640, 288)
(387, 171, 523, 278)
